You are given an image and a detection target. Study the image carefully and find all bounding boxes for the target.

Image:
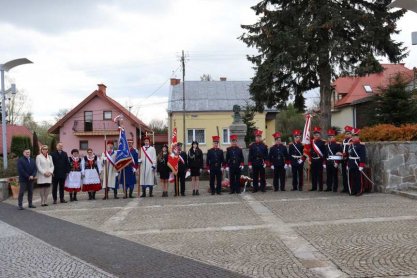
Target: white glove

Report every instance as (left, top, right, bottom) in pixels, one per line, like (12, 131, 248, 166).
(271, 165, 275, 170)
(138, 158, 142, 164)
(333, 163, 338, 169)
(200, 168, 203, 174)
(133, 168, 137, 173)
(323, 164, 326, 169)
(207, 169, 210, 174)
(225, 167, 229, 172)
(240, 165, 244, 170)
(249, 165, 252, 170)
(263, 164, 267, 168)
(298, 159, 303, 164)
(359, 167, 364, 172)
(288, 164, 292, 168)
(284, 165, 288, 170)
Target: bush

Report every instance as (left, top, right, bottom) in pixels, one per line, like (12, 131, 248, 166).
(360, 124, 417, 141)
(0, 157, 19, 178)
(10, 136, 32, 157)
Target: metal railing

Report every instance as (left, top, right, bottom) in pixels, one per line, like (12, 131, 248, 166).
(72, 120, 118, 132)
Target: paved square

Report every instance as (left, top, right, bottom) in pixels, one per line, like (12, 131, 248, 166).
(2, 179, 417, 277)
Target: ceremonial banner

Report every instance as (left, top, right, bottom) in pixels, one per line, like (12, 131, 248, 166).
(302, 114, 312, 159)
(115, 128, 133, 171)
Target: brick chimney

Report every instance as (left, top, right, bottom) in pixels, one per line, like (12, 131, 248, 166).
(98, 83, 107, 94)
(220, 77, 227, 81)
(170, 78, 181, 86)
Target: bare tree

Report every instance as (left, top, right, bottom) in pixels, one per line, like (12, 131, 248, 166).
(200, 74, 212, 81)
(148, 118, 168, 133)
(6, 88, 29, 125)
(54, 109, 69, 122)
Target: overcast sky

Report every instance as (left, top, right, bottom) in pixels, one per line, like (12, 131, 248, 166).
(1, 0, 416, 125)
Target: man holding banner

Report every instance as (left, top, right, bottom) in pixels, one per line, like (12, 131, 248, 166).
(118, 139, 138, 198)
(139, 136, 157, 197)
(310, 127, 326, 191)
(101, 141, 119, 199)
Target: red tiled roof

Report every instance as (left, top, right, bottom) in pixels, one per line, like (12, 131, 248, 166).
(333, 64, 414, 108)
(48, 88, 151, 134)
(0, 125, 33, 155)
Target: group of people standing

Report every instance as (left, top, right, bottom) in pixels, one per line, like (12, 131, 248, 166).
(16, 126, 367, 209)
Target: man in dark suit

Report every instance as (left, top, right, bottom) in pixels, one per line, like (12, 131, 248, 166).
(17, 149, 37, 210)
(51, 142, 70, 204)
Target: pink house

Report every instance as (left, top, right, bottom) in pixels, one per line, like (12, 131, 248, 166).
(48, 84, 152, 155)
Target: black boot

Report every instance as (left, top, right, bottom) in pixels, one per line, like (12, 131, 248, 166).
(140, 187, 146, 198)
(129, 188, 133, 198)
(149, 187, 153, 197)
(69, 193, 74, 202)
(114, 189, 119, 199)
(74, 192, 78, 201)
(196, 190, 199, 196)
(103, 188, 108, 200)
(88, 192, 92, 200)
(92, 191, 96, 200)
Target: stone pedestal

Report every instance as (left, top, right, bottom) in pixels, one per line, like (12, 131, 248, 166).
(229, 123, 247, 148)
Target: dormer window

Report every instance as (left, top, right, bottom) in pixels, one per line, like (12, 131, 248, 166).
(364, 85, 373, 93)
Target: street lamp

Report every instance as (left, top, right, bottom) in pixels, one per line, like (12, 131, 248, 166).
(0, 58, 33, 170)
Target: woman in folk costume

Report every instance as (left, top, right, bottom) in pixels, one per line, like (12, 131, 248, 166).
(36, 145, 54, 206)
(139, 136, 157, 197)
(101, 141, 119, 199)
(118, 139, 139, 198)
(82, 148, 102, 200)
(157, 144, 171, 197)
(65, 149, 83, 202)
(187, 141, 204, 196)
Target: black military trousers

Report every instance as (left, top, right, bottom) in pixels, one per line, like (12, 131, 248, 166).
(349, 166, 363, 195)
(311, 159, 323, 190)
(209, 168, 222, 193)
(291, 163, 304, 190)
(174, 171, 186, 195)
(18, 181, 34, 207)
(229, 167, 241, 193)
(341, 160, 349, 192)
(252, 165, 266, 191)
(273, 166, 286, 191)
(326, 161, 339, 192)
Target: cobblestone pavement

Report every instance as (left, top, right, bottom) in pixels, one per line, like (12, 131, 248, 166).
(0, 220, 115, 278)
(3, 179, 417, 277)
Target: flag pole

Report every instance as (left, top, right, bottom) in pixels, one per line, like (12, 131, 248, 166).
(103, 123, 109, 200)
(137, 126, 142, 198)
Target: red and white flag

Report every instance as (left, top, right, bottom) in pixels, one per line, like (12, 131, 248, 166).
(302, 114, 312, 160)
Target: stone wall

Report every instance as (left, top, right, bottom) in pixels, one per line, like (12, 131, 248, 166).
(366, 141, 417, 192)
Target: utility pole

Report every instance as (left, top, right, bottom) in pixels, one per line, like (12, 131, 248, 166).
(181, 50, 186, 145)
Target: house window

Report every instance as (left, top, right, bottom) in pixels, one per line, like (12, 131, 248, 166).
(364, 85, 373, 93)
(222, 128, 230, 144)
(187, 129, 205, 144)
(80, 140, 89, 150)
(103, 111, 112, 120)
(84, 111, 93, 132)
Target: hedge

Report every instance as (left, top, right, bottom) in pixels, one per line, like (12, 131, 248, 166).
(10, 136, 32, 157)
(360, 124, 417, 142)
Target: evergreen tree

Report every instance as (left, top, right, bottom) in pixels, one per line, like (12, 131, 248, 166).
(240, 0, 407, 132)
(50, 137, 57, 153)
(276, 103, 305, 142)
(373, 74, 417, 125)
(32, 132, 40, 156)
(10, 136, 32, 157)
(242, 104, 257, 147)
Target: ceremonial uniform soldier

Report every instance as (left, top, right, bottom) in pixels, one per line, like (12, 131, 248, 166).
(139, 137, 157, 197)
(310, 127, 326, 191)
(341, 126, 353, 193)
(175, 142, 188, 196)
(225, 135, 244, 194)
(248, 130, 268, 193)
(347, 128, 366, 196)
(118, 139, 138, 198)
(206, 136, 225, 195)
(268, 132, 290, 191)
(288, 130, 305, 191)
(324, 129, 342, 192)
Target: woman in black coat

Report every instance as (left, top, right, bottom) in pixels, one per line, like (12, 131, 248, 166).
(157, 144, 171, 197)
(187, 141, 204, 195)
